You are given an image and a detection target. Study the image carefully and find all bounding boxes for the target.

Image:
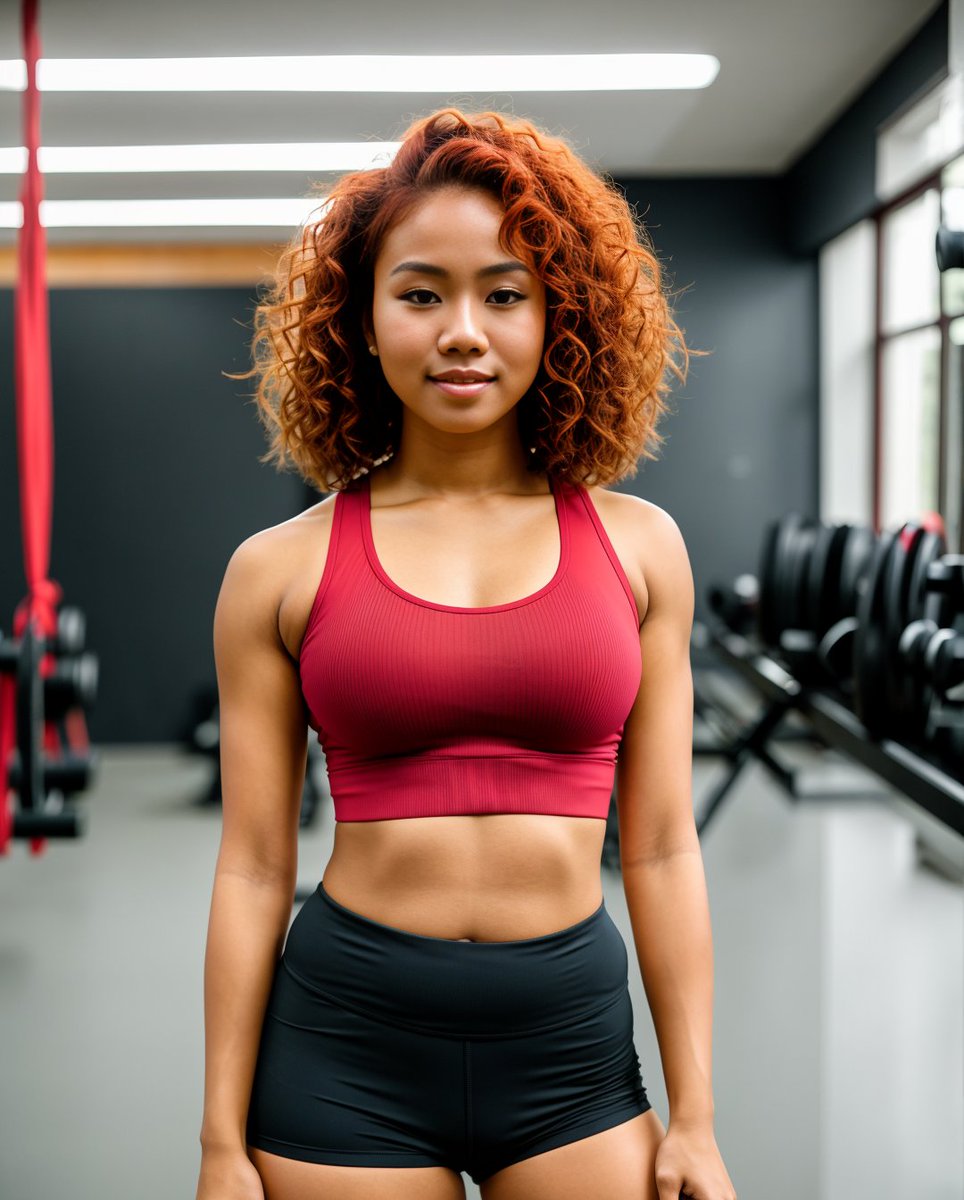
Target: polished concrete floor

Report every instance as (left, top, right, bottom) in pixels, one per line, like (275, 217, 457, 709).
(1, 726, 961, 1200)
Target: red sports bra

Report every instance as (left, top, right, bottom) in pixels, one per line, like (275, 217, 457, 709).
(299, 473, 642, 822)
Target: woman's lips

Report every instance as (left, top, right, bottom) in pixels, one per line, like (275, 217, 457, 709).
(430, 378, 494, 397)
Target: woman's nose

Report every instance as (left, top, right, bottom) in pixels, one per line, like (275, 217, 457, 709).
(437, 300, 489, 355)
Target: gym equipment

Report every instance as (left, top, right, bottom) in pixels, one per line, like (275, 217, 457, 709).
(897, 554, 964, 753)
(696, 618, 963, 839)
(753, 514, 878, 688)
(814, 525, 878, 685)
(758, 512, 807, 649)
(691, 499, 964, 847)
(1, 0, 98, 854)
(707, 574, 759, 637)
(0, 614, 98, 841)
(853, 519, 948, 740)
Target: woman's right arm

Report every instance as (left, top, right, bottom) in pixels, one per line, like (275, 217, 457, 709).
(196, 533, 310, 1193)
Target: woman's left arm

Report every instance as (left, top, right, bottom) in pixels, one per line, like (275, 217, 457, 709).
(615, 501, 737, 1200)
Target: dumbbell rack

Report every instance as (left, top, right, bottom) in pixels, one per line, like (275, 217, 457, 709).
(694, 619, 964, 840)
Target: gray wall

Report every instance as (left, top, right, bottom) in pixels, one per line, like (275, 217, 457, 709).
(0, 4, 948, 741)
(615, 177, 817, 637)
(0, 287, 306, 742)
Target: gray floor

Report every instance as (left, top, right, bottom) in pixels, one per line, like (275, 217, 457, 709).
(1, 732, 961, 1200)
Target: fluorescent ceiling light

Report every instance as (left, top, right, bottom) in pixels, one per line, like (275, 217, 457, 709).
(0, 197, 328, 228)
(0, 53, 719, 92)
(0, 142, 401, 173)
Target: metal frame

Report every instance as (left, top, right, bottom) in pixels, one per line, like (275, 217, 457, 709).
(695, 620, 964, 838)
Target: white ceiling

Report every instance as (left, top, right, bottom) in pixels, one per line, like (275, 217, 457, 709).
(0, 0, 946, 241)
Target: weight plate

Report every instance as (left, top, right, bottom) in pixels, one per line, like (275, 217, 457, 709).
(803, 524, 835, 633)
(800, 525, 822, 628)
(884, 523, 921, 653)
(15, 620, 44, 812)
(757, 523, 777, 645)
(757, 519, 785, 647)
(907, 531, 946, 625)
(839, 526, 877, 615)
(854, 529, 897, 737)
(773, 515, 809, 640)
(820, 525, 853, 632)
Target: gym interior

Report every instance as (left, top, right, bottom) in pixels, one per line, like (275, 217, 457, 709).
(1, 2, 962, 1198)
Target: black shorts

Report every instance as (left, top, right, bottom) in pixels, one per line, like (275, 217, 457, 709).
(245, 881, 652, 1186)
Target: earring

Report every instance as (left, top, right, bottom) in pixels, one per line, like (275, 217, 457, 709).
(369, 345, 378, 356)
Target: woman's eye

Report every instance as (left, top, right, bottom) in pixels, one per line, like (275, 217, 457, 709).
(401, 288, 524, 306)
(403, 288, 438, 305)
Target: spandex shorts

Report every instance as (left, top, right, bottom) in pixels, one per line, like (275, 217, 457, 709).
(245, 881, 652, 1186)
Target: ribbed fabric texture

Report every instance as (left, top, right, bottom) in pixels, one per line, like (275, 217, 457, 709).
(299, 473, 642, 822)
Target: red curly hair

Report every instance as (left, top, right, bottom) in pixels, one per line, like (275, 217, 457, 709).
(233, 107, 701, 492)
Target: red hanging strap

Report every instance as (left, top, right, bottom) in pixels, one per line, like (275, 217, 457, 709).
(1, 0, 58, 855)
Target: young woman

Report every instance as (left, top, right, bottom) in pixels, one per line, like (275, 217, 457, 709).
(196, 108, 736, 1200)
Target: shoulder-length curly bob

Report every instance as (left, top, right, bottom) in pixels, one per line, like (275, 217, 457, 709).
(234, 107, 701, 492)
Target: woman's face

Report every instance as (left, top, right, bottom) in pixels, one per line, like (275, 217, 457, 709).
(367, 186, 547, 440)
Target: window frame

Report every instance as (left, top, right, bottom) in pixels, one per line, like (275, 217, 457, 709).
(872, 166, 953, 540)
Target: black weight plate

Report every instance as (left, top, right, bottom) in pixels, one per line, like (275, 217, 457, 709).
(882, 523, 927, 730)
(839, 526, 877, 615)
(775, 525, 799, 635)
(817, 523, 847, 631)
(883, 523, 921, 652)
(880, 524, 948, 739)
(756, 521, 781, 646)
(786, 523, 818, 632)
(15, 620, 44, 812)
(820, 524, 854, 632)
(802, 524, 835, 632)
(759, 514, 803, 648)
(906, 531, 946, 625)
(774, 516, 810, 636)
(854, 529, 897, 736)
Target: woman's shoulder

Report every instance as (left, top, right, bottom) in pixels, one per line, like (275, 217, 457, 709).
(222, 494, 341, 660)
(583, 486, 690, 624)
(584, 485, 685, 549)
(233, 492, 339, 571)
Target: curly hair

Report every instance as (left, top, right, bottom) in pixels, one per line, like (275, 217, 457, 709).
(231, 107, 702, 492)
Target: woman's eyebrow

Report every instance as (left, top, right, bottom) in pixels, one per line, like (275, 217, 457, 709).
(388, 260, 531, 278)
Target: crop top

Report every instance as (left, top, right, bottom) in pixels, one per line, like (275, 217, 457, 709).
(298, 472, 642, 822)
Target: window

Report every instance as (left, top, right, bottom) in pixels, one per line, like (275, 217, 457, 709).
(878, 184, 944, 532)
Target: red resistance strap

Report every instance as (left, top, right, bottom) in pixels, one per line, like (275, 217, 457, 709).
(1, 0, 58, 856)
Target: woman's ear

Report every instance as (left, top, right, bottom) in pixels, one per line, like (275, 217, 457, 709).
(361, 310, 374, 350)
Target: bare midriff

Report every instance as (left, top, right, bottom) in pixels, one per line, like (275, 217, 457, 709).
(279, 485, 639, 947)
(321, 812, 607, 943)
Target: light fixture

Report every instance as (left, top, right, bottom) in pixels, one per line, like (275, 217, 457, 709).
(0, 142, 401, 173)
(0, 53, 720, 93)
(0, 197, 330, 228)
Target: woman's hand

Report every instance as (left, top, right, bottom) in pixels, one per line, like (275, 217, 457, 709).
(654, 1117, 737, 1200)
(196, 1145, 265, 1200)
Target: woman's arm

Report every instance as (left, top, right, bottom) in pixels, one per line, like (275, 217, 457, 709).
(615, 503, 736, 1198)
(621, 854, 713, 1124)
(615, 502, 711, 1121)
(198, 533, 310, 1154)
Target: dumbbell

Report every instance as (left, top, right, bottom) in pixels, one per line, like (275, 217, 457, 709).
(757, 513, 877, 687)
(707, 574, 759, 636)
(853, 519, 947, 740)
(897, 555, 964, 751)
(0, 616, 95, 836)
